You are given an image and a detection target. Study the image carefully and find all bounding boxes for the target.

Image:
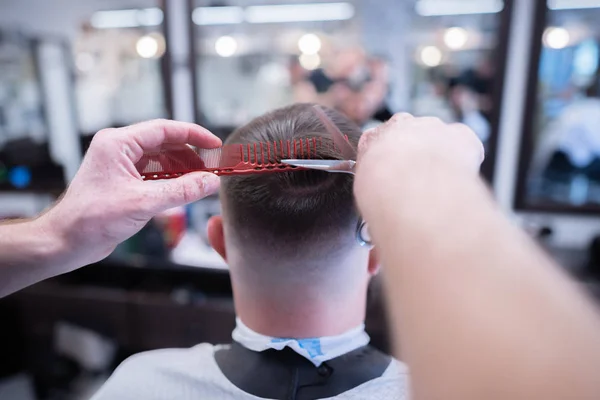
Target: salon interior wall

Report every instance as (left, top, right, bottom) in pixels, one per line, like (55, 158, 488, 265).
(0, 0, 164, 217)
(494, 0, 600, 250)
(0, 0, 106, 216)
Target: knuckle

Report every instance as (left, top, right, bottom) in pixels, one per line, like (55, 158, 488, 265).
(389, 112, 411, 124)
(359, 127, 379, 143)
(422, 116, 443, 125)
(93, 128, 113, 141)
(357, 135, 371, 156)
(451, 122, 470, 131)
(450, 123, 475, 138)
(128, 118, 169, 135)
(362, 126, 380, 138)
(389, 114, 403, 124)
(149, 118, 170, 127)
(89, 128, 117, 149)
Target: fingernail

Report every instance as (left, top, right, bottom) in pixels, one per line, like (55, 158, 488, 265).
(202, 174, 221, 194)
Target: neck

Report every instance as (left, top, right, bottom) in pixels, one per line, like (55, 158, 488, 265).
(232, 280, 368, 338)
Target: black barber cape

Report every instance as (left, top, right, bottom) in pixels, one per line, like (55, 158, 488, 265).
(215, 342, 392, 400)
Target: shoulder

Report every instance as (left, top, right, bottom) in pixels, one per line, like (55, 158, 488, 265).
(329, 355, 410, 400)
(106, 343, 219, 379)
(90, 343, 222, 400)
(386, 358, 410, 377)
(380, 358, 411, 399)
(123, 343, 217, 370)
(339, 358, 410, 400)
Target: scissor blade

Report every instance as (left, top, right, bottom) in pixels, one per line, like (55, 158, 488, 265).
(282, 159, 355, 174)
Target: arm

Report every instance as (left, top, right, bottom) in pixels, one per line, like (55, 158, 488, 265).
(355, 115, 600, 400)
(0, 119, 222, 298)
(0, 217, 69, 298)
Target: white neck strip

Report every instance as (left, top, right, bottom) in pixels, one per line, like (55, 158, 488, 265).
(232, 318, 370, 367)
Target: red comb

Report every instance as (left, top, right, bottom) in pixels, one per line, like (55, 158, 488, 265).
(137, 139, 326, 180)
(137, 107, 354, 180)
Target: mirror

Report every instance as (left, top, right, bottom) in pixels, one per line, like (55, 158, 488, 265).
(518, 0, 600, 211)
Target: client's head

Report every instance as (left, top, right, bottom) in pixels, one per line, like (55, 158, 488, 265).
(207, 103, 379, 337)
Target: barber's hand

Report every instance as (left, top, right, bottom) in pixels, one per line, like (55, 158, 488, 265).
(354, 113, 484, 222)
(42, 119, 222, 270)
(357, 113, 484, 175)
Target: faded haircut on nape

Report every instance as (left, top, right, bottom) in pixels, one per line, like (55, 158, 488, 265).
(220, 103, 362, 264)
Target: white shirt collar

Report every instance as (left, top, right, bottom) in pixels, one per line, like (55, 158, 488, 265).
(232, 318, 370, 367)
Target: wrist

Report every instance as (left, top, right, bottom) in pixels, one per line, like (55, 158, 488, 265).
(31, 211, 73, 272)
(39, 199, 118, 269)
(0, 210, 76, 297)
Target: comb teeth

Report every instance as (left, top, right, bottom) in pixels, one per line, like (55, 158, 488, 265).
(137, 137, 347, 180)
(197, 148, 222, 168)
(239, 139, 323, 164)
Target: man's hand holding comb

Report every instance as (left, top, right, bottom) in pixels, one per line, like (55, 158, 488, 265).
(0, 120, 221, 297)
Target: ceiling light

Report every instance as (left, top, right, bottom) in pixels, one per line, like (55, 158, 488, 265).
(246, 3, 354, 24)
(215, 36, 238, 57)
(298, 33, 322, 55)
(416, 0, 504, 16)
(543, 27, 570, 49)
(136, 35, 159, 58)
(549, 0, 600, 10)
(419, 46, 443, 67)
(137, 8, 163, 26)
(90, 7, 163, 29)
(444, 27, 469, 50)
(299, 53, 321, 70)
(192, 6, 244, 25)
(135, 33, 166, 59)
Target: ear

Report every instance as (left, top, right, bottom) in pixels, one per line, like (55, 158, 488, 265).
(207, 215, 227, 262)
(367, 247, 380, 276)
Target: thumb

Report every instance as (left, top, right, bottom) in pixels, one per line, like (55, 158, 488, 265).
(146, 172, 220, 212)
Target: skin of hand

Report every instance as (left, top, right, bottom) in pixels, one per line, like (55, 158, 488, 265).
(353, 114, 600, 400)
(40, 119, 222, 271)
(356, 113, 484, 184)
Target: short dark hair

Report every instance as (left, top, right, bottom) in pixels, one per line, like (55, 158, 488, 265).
(220, 103, 362, 258)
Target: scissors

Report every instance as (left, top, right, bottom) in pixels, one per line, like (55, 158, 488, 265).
(282, 159, 371, 246)
(281, 159, 356, 174)
(282, 106, 372, 247)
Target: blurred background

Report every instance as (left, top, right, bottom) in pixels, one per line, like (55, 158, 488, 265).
(1, 0, 600, 399)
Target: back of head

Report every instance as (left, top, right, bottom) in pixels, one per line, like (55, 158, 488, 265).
(220, 104, 363, 281)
